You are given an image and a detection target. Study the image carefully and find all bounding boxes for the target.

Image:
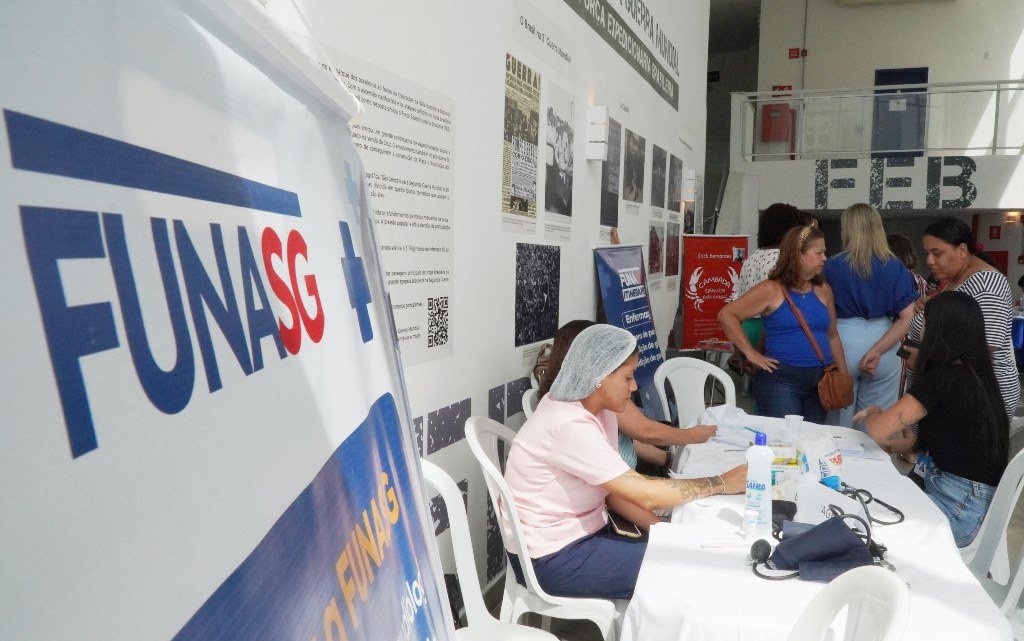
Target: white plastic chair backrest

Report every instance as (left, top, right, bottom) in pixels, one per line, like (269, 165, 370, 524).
(787, 566, 910, 641)
(464, 416, 553, 601)
(420, 459, 493, 626)
(653, 357, 736, 426)
(968, 446, 1024, 599)
(522, 388, 539, 418)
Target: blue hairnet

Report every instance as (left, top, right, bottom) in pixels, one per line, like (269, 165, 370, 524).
(548, 324, 638, 402)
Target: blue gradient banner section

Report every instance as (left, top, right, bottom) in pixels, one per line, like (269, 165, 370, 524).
(172, 393, 446, 641)
(4, 110, 301, 217)
(594, 245, 666, 421)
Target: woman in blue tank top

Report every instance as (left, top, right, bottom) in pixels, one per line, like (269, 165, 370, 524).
(719, 225, 849, 423)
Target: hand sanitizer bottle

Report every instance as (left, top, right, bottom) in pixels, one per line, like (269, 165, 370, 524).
(743, 431, 774, 541)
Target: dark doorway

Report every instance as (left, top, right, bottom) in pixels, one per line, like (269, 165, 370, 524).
(872, 67, 928, 158)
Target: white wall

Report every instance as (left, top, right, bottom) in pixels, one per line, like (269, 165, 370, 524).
(759, 0, 1024, 92)
(755, 0, 1024, 157)
(278, 0, 711, 589)
(975, 212, 1024, 300)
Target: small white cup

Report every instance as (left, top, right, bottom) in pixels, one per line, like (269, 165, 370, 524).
(785, 414, 803, 435)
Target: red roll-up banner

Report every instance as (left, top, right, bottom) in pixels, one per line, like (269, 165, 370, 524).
(680, 235, 749, 349)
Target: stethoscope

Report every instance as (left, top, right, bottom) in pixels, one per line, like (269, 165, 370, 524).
(840, 482, 906, 526)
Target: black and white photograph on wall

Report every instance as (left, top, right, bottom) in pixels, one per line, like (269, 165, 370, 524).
(648, 223, 664, 275)
(651, 145, 667, 209)
(694, 174, 706, 233)
(502, 53, 540, 225)
(599, 117, 622, 227)
(683, 200, 696, 234)
(544, 86, 574, 218)
(622, 129, 646, 203)
(665, 222, 680, 277)
(515, 243, 560, 347)
(668, 154, 683, 213)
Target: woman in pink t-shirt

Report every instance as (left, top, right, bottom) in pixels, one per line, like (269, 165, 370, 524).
(504, 324, 746, 599)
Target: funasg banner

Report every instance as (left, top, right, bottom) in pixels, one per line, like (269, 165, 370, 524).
(680, 235, 748, 348)
(0, 3, 453, 641)
(594, 245, 665, 421)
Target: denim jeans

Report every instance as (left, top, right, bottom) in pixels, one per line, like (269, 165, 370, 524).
(507, 525, 649, 599)
(923, 463, 995, 548)
(752, 362, 827, 423)
(828, 318, 902, 429)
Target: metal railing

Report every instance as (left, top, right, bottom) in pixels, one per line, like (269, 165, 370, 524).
(732, 80, 1024, 161)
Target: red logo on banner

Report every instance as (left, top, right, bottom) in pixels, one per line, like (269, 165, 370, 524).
(788, 48, 800, 59)
(680, 236, 749, 349)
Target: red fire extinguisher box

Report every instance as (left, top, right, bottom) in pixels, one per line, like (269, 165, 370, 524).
(761, 103, 792, 142)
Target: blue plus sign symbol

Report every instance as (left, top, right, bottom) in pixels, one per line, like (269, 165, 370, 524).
(343, 161, 362, 221)
(339, 220, 373, 343)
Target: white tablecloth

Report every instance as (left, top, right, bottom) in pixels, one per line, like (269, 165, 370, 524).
(621, 418, 1012, 641)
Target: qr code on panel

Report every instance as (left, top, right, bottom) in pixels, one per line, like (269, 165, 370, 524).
(427, 296, 449, 348)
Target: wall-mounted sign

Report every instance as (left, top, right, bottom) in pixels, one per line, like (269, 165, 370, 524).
(560, 0, 679, 109)
(814, 156, 979, 210)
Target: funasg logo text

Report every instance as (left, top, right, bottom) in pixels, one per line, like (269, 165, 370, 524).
(23, 208, 329, 458)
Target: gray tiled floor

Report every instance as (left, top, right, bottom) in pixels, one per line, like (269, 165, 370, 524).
(488, 371, 1024, 640)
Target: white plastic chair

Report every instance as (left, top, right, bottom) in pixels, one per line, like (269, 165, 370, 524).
(522, 388, 539, 418)
(787, 566, 910, 641)
(968, 447, 1024, 629)
(653, 357, 736, 426)
(419, 459, 558, 641)
(961, 446, 1024, 586)
(464, 416, 626, 641)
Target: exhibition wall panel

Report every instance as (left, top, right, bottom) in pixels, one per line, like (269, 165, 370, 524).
(267, 0, 711, 585)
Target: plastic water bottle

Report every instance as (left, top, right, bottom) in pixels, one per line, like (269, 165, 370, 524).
(743, 431, 774, 541)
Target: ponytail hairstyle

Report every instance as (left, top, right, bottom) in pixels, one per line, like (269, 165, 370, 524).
(922, 217, 975, 254)
(917, 291, 1008, 468)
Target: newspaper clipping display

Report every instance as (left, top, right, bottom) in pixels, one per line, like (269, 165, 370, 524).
(502, 53, 541, 233)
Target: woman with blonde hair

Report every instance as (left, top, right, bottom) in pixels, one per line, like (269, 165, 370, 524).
(823, 203, 916, 428)
(718, 225, 847, 423)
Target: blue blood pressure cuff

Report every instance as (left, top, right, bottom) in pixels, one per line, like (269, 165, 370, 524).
(767, 516, 876, 582)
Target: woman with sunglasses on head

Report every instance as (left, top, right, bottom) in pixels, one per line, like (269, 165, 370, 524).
(856, 291, 1008, 547)
(718, 225, 848, 423)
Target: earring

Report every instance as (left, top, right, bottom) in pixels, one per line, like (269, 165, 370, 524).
(597, 382, 602, 388)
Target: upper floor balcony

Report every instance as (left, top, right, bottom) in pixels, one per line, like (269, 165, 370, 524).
(731, 80, 1024, 162)
(719, 80, 1024, 218)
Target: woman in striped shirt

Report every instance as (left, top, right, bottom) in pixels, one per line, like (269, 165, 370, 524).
(900, 217, 1020, 431)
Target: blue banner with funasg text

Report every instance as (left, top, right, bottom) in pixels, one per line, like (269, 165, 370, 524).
(172, 393, 445, 641)
(594, 245, 666, 421)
